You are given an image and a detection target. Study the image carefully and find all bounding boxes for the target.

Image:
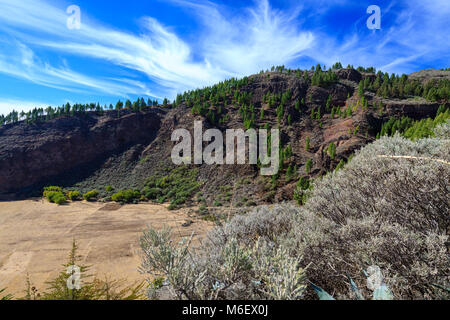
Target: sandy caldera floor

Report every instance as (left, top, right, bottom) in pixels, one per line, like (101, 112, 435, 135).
(0, 200, 213, 298)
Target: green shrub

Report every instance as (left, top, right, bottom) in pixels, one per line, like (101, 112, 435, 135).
(293, 177, 311, 205)
(142, 187, 162, 200)
(45, 190, 67, 205)
(53, 193, 67, 205)
(105, 185, 114, 192)
(111, 190, 141, 203)
(143, 166, 201, 208)
(305, 137, 310, 151)
(68, 190, 81, 201)
(0, 288, 13, 300)
(305, 159, 313, 174)
(83, 190, 99, 201)
(43, 186, 62, 198)
(379, 107, 449, 140)
(328, 142, 336, 160)
(168, 203, 177, 210)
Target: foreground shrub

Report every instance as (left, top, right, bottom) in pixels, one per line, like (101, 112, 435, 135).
(83, 190, 99, 201)
(140, 225, 307, 300)
(0, 288, 13, 300)
(141, 125, 449, 300)
(23, 240, 144, 300)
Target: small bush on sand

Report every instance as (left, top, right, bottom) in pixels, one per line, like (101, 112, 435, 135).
(111, 190, 140, 204)
(44, 189, 67, 205)
(67, 190, 81, 201)
(83, 190, 99, 202)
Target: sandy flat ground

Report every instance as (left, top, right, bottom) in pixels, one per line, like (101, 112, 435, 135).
(0, 200, 213, 298)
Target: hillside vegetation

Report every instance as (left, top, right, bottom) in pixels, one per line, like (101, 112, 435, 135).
(140, 122, 450, 300)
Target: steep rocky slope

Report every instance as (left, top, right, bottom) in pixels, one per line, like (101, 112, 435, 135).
(0, 68, 448, 205)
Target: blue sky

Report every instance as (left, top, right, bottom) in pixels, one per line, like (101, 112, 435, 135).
(0, 0, 449, 114)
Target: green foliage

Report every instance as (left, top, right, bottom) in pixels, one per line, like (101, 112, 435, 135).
(83, 190, 99, 202)
(293, 176, 311, 205)
(143, 166, 201, 209)
(380, 106, 449, 140)
(105, 185, 114, 192)
(0, 288, 13, 300)
(328, 143, 336, 160)
(38, 240, 144, 300)
(67, 190, 81, 201)
(43, 186, 62, 195)
(358, 80, 365, 97)
(111, 190, 141, 204)
(359, 71, 449, 101)
(325, 95, 332, 112)
(305, 159, 313, 174)
(143, 187, 162, 200)
(285, 163, 297, 182)
(332, 62, 343, 70)
(310, 64, 338, 87)
(335, 159, 346, 171)
(305, 137, 310, 151)
(315, 106, 321, 120)
(43, 186, 72, 204)
(45, 191, 66, 205)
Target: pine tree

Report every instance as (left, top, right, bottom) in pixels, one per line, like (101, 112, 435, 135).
(305, 159, 313, 174)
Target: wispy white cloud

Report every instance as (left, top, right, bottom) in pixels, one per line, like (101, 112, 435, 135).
(301, 0, 450, 74)
(170, 0, 314, 75)
(0, 40, 154, 97)
(0, 0, 314, 103)
(0, 0, 448, 114)
(0, 98, 49, 114)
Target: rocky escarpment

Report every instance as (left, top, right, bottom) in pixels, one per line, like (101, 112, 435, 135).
(0, 68, 447, 204)
(0, 109, 165, 195)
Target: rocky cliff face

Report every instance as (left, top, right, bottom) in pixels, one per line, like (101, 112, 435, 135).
(0, 109, 165, 195)
(0, 68, 447, 203)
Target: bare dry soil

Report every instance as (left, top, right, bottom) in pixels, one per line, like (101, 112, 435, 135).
(0, 200, 213, 297)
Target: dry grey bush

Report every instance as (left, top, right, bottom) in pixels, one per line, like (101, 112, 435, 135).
(140, 123, 449, 300)
(296, 128, 449, 299)
(139, 203, 306, 300)
(140, 219, 307, 300)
